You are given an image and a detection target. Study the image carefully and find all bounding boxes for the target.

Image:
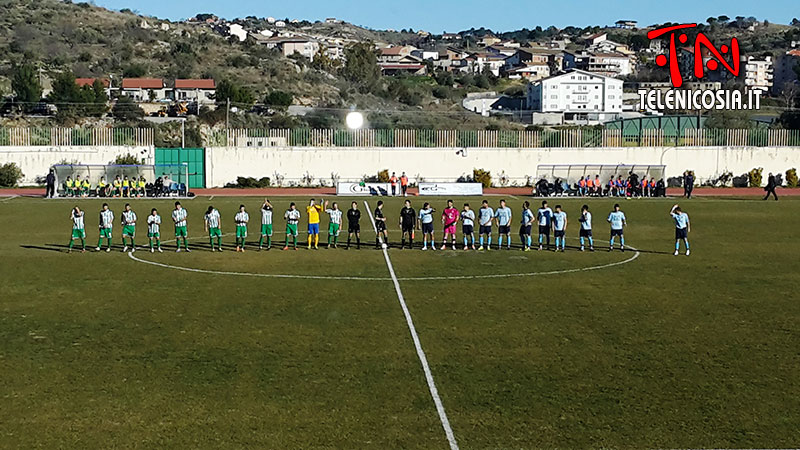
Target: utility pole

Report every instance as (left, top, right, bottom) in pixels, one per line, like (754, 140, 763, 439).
(226, 98, 230, 129)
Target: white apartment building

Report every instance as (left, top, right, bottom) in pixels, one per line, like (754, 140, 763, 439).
(742, 56, 774, 92)
(527, 70, 623, 124)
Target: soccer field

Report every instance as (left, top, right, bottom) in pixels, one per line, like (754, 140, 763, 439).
(1, 194, 799, 448)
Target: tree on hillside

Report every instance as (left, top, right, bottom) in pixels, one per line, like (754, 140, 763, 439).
(11, 64, 42, 109)
(112, 96, 144, 121)
(48, 72, 109, 118)
(264, 90, 293, 109)
(341, 43, 380, 92)
(215, 79, 255, 106)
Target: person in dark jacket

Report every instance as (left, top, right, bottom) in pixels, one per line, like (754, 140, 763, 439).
(45, 169, 56, 198)
(683, 171, 694, 199)
(763, 173, 778, 201)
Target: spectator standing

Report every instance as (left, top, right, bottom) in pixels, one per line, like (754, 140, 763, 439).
(684, 171, 694, 199)
(400, 172, 409, 197)
(45, 169, 56, 198)
(763, 173, 778, 201)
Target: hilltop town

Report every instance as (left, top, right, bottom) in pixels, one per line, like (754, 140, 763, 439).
(2, 0, 800, 146)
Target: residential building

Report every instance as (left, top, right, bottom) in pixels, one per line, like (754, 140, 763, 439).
(527, 69, 624, 124)
(741, 56, 773, 92)
(564, 51, 633, 77)
(506, 62, 551, 80)
(585, 32, 607, 46)
(773, 49, 800, 94)
(121, 78, 167, 102)
(377, 46, 417, 62)
(442, 33, 461, 41)
(471, 53, 507, 77)
(478, 35, 501, 47)
(228, 24, 247, 42)
(258, 36, 320, 60)
(615, 20, 638, 29)
(377, 46, 426, 74)
(174, 79, 216, 103)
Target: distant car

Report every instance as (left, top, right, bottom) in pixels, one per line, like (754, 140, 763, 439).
(250, 105, 275, 116)
(31, 102, 58, 116)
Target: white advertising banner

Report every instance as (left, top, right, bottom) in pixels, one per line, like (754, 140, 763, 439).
(336, 182, 392, 196)
(418, 182, 484, 196)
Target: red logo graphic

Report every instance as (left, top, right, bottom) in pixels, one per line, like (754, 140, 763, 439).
(648, 24, 740, 88)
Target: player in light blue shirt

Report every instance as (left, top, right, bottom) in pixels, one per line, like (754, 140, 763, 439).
(578, 204, 594, 252)
(669, 204, 691, 256)
(519, 201, 534, 251)
(607, 203, 627, 252)
(552, 205, 568, 252)
(477, 200, 494, 251)
(493, 199, 512, 250)
(418, 202, 436, 250)
(536, 200, 553, 251)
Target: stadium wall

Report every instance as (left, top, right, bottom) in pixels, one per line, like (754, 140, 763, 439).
(0, 146, 154, 185)
(205, 146, 800, 187)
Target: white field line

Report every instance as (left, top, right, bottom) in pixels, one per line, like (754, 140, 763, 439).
(127, 234, 640, 282)
(127, 252, 389, 281)
(0, 195, 19, 202)
(364, 200, 459, 450)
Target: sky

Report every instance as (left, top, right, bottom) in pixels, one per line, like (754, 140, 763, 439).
(93, 0, 797, 32)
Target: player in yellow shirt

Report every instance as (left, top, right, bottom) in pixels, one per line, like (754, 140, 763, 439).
(137, 176, 147, 197)
(306, 198, 323, 250)
(112, 176, 122, 197)
(97, 177, 110, 197)
(122, 176, 131, 198)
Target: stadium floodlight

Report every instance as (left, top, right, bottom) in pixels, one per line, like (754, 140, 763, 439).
(346, 111, 364, 130)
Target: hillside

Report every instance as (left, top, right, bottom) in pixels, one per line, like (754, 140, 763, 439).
(0, 0, 524, 134)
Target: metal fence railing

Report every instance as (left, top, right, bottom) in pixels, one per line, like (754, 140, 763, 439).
(207, 128, 800, 149)
(0, 128, 154, 147)
(2, 127, 798, 149)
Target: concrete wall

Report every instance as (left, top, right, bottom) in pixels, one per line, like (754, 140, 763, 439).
(0, 146, 154, 185)
(205, 146, 800, 187)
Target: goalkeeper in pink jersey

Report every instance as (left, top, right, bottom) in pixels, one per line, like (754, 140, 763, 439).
(441, 199, 459, 250)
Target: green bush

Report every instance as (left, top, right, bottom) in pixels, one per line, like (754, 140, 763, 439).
(748, 167, 763, 187)
(114, 154, 141, 165)
(230, 176, 270, 188)
(473, 168, 492, 188)
(786, 168, 798, 188)
(432, 86, 450, 99)
(0, 162, 24, 187)
(377, 169, 390, 183)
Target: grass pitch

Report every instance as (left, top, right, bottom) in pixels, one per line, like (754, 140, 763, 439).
(1, 195, 799, 448)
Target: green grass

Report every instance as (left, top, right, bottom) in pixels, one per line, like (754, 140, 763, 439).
(1, 195, 799, 448)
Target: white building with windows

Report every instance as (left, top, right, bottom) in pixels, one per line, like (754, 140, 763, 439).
(742, 56, 773, 92)
(526, 69, 623, 124)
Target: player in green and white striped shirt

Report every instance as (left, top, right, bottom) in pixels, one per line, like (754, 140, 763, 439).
(121, 203, 137, 253)
(204, 205, 222, 252)
(172, 201, 190, 252)
(283, 203, 301, 251)
(96, 203, 114, 252)
(147, 208, 163, 253)
(234, 204, 249, 252)
(68, 206, 86, 253)
(324, 200, 343, 248)
(258, 199, 273, 250)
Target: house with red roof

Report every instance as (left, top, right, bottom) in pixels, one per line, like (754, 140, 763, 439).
(174, 79, 216, 103)
(121, 78, 167, 102)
